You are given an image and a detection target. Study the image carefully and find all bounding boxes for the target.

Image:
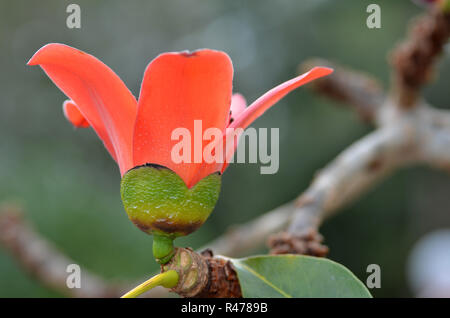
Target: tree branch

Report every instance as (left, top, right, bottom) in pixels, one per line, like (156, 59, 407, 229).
(269, 7, 450, 254)
(300, 59, 385, 123)
(200, 201, 294, 257)
(391, 7, 450, 108)
(0, 202, 295, 298)
(0, 204, 169, 298)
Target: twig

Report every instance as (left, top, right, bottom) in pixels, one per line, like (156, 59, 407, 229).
(391, 7, 450, 107)
(0, 202, 295, 297)
(163, 248, 242, 298)
(200, 201, 294, 257)
(0, 204, 168, 298)
(300, 59, 384, 123)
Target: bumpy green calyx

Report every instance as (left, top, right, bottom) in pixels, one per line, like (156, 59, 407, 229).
(120, 164, 221, 238)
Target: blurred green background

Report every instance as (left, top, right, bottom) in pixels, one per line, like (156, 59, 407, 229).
(1, 0, 450, 297)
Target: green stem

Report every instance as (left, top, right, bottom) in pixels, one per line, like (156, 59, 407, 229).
(153, 234, 175, 264)
(121, 270, 179, 298)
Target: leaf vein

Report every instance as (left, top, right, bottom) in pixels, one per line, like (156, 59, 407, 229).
(239, 263, 292, 298)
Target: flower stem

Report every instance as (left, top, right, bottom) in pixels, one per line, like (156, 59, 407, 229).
(153, 233, 175, 264)
(120, 270, 179, 298)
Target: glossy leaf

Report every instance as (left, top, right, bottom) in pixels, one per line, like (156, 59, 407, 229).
(228, 255, 372, 298)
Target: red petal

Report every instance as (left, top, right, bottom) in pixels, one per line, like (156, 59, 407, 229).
(133, 50, 233, 187)
(28, 43, 137, 175)
(62, 100, 118, 163)
(228, 93, 247, 125)
(221, 67, 333, 172)
(229, 67, 333, 130)
(63, 100, 90, 128)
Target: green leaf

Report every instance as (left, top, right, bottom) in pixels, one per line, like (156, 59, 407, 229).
(228, 255, 372, 298)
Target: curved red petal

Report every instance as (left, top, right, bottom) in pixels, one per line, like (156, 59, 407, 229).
(228, 93, 247, 125)
(63, 100, 90, 128)
(133, 49, 233, 187)
(28, 43, 137, 175)
(62, 100, 118, 162)
(229, 67, 333, 131)
(221, 67, 333, 173)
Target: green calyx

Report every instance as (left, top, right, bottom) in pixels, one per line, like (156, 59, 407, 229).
(120, 164, 222, 261)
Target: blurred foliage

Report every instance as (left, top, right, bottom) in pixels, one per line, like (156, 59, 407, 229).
(1, 0, 450, 297)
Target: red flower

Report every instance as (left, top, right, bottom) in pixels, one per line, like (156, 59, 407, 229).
(28, 44, 332, 187)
